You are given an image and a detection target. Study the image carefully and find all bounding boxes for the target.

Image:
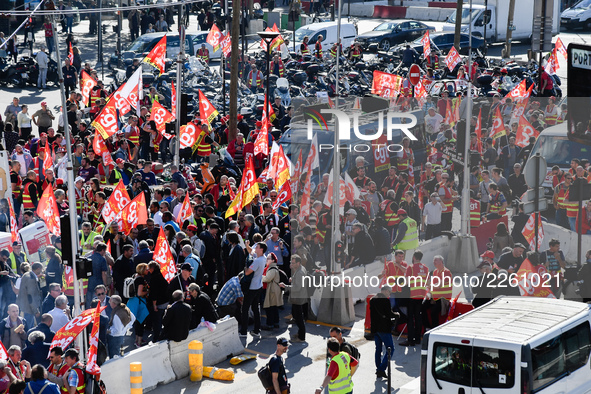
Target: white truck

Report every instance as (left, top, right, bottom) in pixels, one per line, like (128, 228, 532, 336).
(442, 0, 561, 43)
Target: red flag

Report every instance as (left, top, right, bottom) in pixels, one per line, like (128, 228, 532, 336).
(225, 156, 260, 218)
(149, 101, 174, 133)
(68, 42, 74, 64)
(291, 149, 303, 195)
(154, 227, 177, 282)
(421, 30, 431, 57)
(91, 99, 119, 139)
(446, 291, 462, 321)
(111, 83, 132, 115)
(489, 106, 506, 139)
(176, 193, 192, 225)
(371, 70, 402, 98)
(80, 70, 97, 107)
(42, 143, 53, 176)
(206, 24, 223, 52)
(521, 213, 544, 251)
(545, 47, 559, 75)
(49, 307, 106, 355)
(0, 341, 8, 360)
(179, 122, 199, 149)
(555, 37, 567, 60)
(273, 145, 291, 189)
(170, 80, 177, 120)
(444, 46, 461, 72)
(92, 130, 115, 167)
(262, 96, 276, 123)
(517, 259, 555, 298)
(512, 96, 530, 121)
(507, 79, 527, 98)
(7, 198, 19, 246)
(115, 192, 148, 235)
(106, 239, 111, 255)
(272, 179, 292, 212)
(199, 90, 219, 126)
(37, 185, 60, 236)
(515, 115, 540, 148)
(298, 134, 319, 222)
(413, 79, 428, 107)
(101, 180, 131, 225)
(253, 120, 269, 157)
(220, 34, 231, 57)
(86, 303, 101, 375)
(475, 108, 483, 153)
(143, 35, 166, 75)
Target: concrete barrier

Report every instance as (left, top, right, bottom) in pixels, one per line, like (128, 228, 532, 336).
(542, 223, 591, 263)
(348, 3, 376, 17)
(101, 341, 175, 393)
(405, 6, 449, 21)
(428, 1, 456, 7)
(169, 317, 244, 380)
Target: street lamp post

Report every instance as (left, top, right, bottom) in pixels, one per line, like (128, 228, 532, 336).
(257, 31, 281, 121)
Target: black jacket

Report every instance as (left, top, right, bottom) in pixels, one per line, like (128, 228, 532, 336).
(24, 323, 54, 368)
(370, 293, 398, 334)
(199, 230, 220, 266)
(147, 269, 170, 306)
(162, 301, 192, 342)
(189, 292, 219, 329)
(113, 255, 135, 295)
(167, 274, 196, 303)
(351, 229, 376, 265)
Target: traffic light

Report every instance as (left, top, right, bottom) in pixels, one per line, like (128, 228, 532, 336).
(181, 93, 190, 125)
(102, 24, 107, 34)
(456, 119, 467, 162)
(60, 215, 73, 266)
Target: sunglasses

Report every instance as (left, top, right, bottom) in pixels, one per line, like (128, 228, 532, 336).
(96, 292, 105, 296)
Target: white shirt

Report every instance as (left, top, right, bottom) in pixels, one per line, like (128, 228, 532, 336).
(109, 311, 136, 337)
(154, 211, 164, 228)
(49, 307, 70, 332)
(425, 113, 444, 135)
(15, 154, 27, 177)
(423, 201, 444, 225)
(36, 51, 49, 68)
(249, 256, 266, 290)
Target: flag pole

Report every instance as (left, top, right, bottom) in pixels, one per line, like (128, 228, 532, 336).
(174, 2, 185, 167)
(51, 10, 84, 356)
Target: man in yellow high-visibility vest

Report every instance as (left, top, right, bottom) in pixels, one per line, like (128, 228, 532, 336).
(315, 337, 358, 394)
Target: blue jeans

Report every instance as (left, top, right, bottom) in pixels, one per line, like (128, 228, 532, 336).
(107, 334, 123, 358)
(374, 332, 394, 372)
(569, 217, 577, 232)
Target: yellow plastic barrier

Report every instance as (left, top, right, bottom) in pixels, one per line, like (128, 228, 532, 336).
(130, 362, 142, 394)
(203, 366, 235, 381)
(189, 340, 203, 382)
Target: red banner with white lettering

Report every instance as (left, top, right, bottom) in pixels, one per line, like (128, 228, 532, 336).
(517, 258, 555, 298)
(507, 79, 528, 98)
(490, 106, 506, 139)
(421, 30, 431, 57)
(0, 340, 8, 360)
(114, 192, 148, 235)
(101, 180, 131, 225)
(37, 185, 60, 236)
(8, 198, 18, 246)
(92, 100, 119, 139)
(170, 80, 177, 120)
(85, 303, 101, 375)
(555, 37, 567, 60)
(371, 70, 402, 98)
(92, 130, 115, 167)
(225, 155, 259, 218)
(206, 24, 223, 52)
(444, 46, 461, 72)
(111, 83, 132, 115)
(68, 42, 74, 64)
(522, 213, 544, 251)
(179, 122, 198, 149)
(43, 143, 53, 176)
(80, 71, 97, 107)
(516, 115, 539, 148)
(49, 306, 107, 355)
(154, 227, 177, 282)
(272, 181, 292, 213)
(143, 35, 166, 75)
(254, 120, 269, 156)
(176, 193, 192, 225)
(199, 90, 219, 126)
(221, 34, 232, 57)
(373, 134, 390, 172)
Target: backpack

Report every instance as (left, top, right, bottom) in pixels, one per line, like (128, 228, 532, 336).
(26, 383, 49, 394)
(257, 359, 275, 390)
(123, 274, 138, 298)
(344, 341, 361, 362)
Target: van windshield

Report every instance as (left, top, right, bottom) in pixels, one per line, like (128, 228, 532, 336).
(295, 27, 316, 42)
(572, 0, 591, 10)
(447, 8, 480, 24)
(433, 343, 515, 388)
(529, 135, 591, 168)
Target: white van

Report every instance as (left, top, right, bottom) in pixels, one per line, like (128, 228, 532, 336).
(421, 296, 591, 394)
(293, 21, 357, 55)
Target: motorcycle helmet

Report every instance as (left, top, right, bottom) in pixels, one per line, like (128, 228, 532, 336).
(268, 74, 279, 85)
(294, 71, 307, 85)
(306, 64, 319, 76)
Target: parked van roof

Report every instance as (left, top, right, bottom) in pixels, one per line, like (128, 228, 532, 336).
(299, 21, 354, 30)
(432, 296, 590, 344)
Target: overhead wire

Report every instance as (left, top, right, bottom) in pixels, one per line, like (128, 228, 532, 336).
(0, 0, 46, 49)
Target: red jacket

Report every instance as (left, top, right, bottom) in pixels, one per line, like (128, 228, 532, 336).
(576, 208, 591, 235)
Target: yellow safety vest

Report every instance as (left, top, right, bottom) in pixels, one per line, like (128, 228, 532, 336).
(564, 190, 578, 218)
(80, 230, 98, 255)
(9, 252, 27, 272)
(431, 268, 452, 300)
(328, 352, 354, 394)
(397, 217, 419, 250)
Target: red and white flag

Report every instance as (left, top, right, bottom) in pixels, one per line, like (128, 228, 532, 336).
(555, 37, 567, 60)
(444, 46, 461, 72)
(7, 198, 19, 246)
(43, 143, 53, 176)
(37, 185, 60, 236)
(101, 180, 131, 225)
(0, 341, 7, 360)
(272, 181, 292, 212)
(522, 213, 544, 251)
(371, 70, 402, 98)
(199, 90, 219, 126)
(545, 47, 559, 75)
(298, 134, 319, 222)
(154, 227, 177, 282)
(114, 192, 148, 235)
(291, 149, 303, 196)
(515, 115, 540, 148)
(49, 307, 106, 355)
(92, 130, 115, 167)
(507, 79, 528, 98)
(86, 303, 101, 375)
(206, 24, 223, 52)
(68, 41, 74, 64)
(92, 100, 119, 139)
(225, 156, 259, 218)
(80, 70, 97, 107)
(170, 80, 177, 120)
(120, 67, 143, 115)
(176, 193, 192, 225)
(179, 122, 199, 149)
(517, 258, 555, 298)
(143, 35, 166, 75)
(421, 30, 431, 57)
(149, 101, 174, 134)
(220, 34, 232, 57)
(254, 120, 269, 156)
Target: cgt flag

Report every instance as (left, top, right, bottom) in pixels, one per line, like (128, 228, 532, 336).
(176, 193, 192, 225)
(421, 30, 431, 57)
(114, 192, 148, 235)
(206, 24, 223, 52)
(49, 307, 107, 355)
(522, 213, 544, 251)
(517, 258, 555, 298)
(150, 101, 174, 133)
(272, 181, 292, 212)
(254, 119, 269, 157)
(199, 90, 219, 126)
(170, 80, 177, 120)
(86, 303, 101, 375)
(37, 185, 60, 236)
(515, 115, 540, 147)
(444, 46, 461, 72)
(226, 156, 259, 218)
(179, 122, 199, 149)
(80, 71, 97, 106)
(7, 198, 19, 246)
(101, 180, 131, 225)
(371, 70, 402, 98)
(154, 226, 177, 282)
(143, 35, 167, 75)
(92, 99, 119, 139)
(490, 106, 506, 139)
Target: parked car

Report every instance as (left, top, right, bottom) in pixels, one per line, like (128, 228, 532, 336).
(356, 20, 435, 51)
(389, 32, 485, 56)
(108, 31, 221, 68)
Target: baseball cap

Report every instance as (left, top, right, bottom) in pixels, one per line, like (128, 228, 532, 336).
(75, 176, 85, 183)
(480, 250, 495, 260)
(41, 101, 47, 106)
(181, 263, 193, 272)
(116, 158, 125, 164)
(514, 243, 527, 250)
(397, 209, 407, 216)
(277, 337, 289, 346)
(187, 225, 198, 232)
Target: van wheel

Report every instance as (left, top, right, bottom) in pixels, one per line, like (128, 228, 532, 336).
(380, 39, 390, 51)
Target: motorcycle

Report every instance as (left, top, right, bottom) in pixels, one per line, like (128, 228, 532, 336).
(0, 58, 23, 87)
(28, 58, 60, 87)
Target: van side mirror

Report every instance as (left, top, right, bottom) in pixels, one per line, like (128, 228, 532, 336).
(474, 19, 484, 27)
(483, 10, 492, 25)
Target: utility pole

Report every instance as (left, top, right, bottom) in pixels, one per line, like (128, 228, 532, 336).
(117, 0, 122, 67)
(503, 0, 516, 58)
(228, 0, 240, 143)
(174, 1, 184, 167)
(453, 0, 464, 50)
(51, 11, 83, 356)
